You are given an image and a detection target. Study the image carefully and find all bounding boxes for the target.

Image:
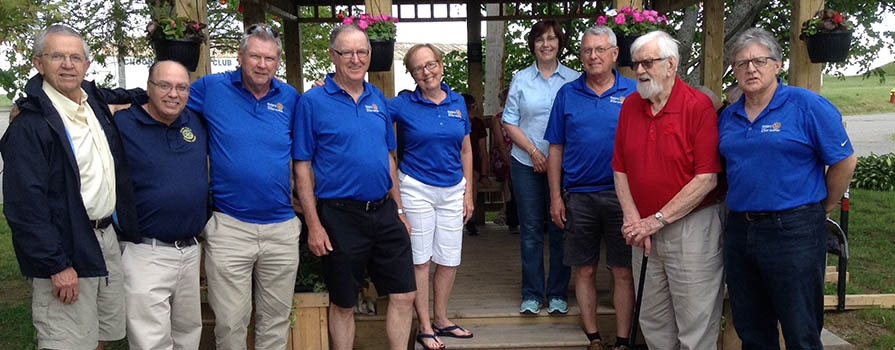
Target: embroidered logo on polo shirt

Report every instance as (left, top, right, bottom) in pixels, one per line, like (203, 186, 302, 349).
(365, 104, 380, 113)
(761, 122, 782, 133)
(610, 96, 625, 104)
(447, 109, 463, 118)
(266, 102, 284, 113)
(180, 127, 197, 142)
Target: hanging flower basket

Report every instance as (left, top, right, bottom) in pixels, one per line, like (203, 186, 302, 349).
(615, 32, 641, 68)
(804, 30, 853, 63)
(369, 39, 395, 72)
(151, 38, 202, 72)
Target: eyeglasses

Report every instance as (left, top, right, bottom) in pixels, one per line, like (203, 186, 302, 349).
(149, 80, 189, 94)
(410, 60, 440, 76)
(580, 46, 615, 56)
(331, 48, 370, 59)
(42, 53, 86, 64)
(246, 24, 279, 38)
(535, 35, 558, 44)
(631, 56, 668, 70)
(732, 56, 776, 70)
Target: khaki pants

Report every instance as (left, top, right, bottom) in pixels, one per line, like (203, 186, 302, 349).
(31, 225, 125, 350)
(122, 240, 202, 350)
(633, 203, 725, 350)
(204, 212, 300, 350)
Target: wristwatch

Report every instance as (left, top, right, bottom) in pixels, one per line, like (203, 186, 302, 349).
(654, 211, 669, 226)
(397, 208, 406, 215)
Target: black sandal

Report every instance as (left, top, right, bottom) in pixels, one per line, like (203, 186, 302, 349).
(432, 323, 474, 339)
(416, 331, 445, 350)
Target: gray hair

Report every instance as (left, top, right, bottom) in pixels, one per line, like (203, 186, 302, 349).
(239, 23, 283, 56)
(329, 24, 370, 49)
(631, 30, 680, 64)
(32, 24, 90, 61)
(582, 25, 617, 47)
(728, 28, 782, 64)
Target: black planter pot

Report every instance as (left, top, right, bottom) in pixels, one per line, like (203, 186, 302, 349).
(804, 30, 853, 63)
(369, 39, 395, 72)
(616, 32, 642, 68)
(152, 38, 202, 72)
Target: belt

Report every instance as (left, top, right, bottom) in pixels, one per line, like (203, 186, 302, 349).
(91, 216, 113, 229)
(319, 195, 390, 212)
(140, 236, 201, 249)
(734, 202, 820, 222)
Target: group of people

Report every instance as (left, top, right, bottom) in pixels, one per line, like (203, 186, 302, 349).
(1, 15, 855, 350)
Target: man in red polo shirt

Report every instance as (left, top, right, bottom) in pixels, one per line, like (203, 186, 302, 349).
(610, 30, 724, 350)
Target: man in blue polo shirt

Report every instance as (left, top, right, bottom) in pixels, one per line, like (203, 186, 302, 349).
(544, 25, 637, 350)
(186, 24, 301, 350)
(115, 60, 206, 350)
(293, 24, 416, 350)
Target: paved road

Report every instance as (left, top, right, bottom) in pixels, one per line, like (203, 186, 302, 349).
(0, 109, 892, 204)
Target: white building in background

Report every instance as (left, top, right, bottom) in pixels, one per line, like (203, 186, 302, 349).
(85, 43, 467, 93)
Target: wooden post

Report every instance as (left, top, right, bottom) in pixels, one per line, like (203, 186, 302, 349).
(174, 0, 210, 80)
(283, 19, 304, 92)
(467, 0, 486, 225)
(789, 0, 824, 92)
(365, 0, 395, 97)
(612, 0, 643, 79)
(702, 0, 724, 97)
(484, 3, 506, 116)
(242, 0, 267, 29)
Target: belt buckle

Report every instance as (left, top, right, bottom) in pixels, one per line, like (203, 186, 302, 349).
(174, 239, 184, 251)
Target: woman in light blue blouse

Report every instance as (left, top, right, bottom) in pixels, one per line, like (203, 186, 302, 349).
(502, 20, 579, 315)
(388, 43, 475, 349)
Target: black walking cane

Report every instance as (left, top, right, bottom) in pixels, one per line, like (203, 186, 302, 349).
(629, 253, 649, 350)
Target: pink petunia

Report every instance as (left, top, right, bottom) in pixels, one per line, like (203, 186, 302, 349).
(170, 19, 177, 28)
(193, 23, 200, 29)
(373, 14, 382, 21)
(358, 19, 370, 29)
(342, 16, 354, 24)
(646, 10, 658, 17)
(646, 15, 656, 23)
(633, 12, 643, 22)
(615, 14, 626, 24)
(620, 5, 633, 14)
(659, 15, 667, 22)
(596, 15, 606, 25)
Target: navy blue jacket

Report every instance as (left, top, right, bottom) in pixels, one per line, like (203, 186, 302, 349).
(1, 74, 140, 278)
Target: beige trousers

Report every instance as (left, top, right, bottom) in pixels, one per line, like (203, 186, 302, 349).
(122, 241, 202, 350)
(204, 212, 300, 350)
(633, 203, 725, 350)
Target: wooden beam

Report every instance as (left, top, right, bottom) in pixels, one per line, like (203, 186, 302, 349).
(789, 0, 823, 92)
(612, 0, 642, 79)
(174, 0, 210, 80)
(824, 294, 895, 310)
(366, 0, 395, 97)
(702, 0, 723, 98)
(283, 19, 304, 92)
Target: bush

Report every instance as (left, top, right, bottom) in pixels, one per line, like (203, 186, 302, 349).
(851, 153, 895, 191)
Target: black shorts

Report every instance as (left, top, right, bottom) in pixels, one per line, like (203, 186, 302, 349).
(317, 196, 416, 308)
(562, 190, 632, 268)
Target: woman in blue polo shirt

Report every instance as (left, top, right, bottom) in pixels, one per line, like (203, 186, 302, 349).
(388, 43, 474, 350)
(502, 20, 579, 315)
(719, 28, 856, 349)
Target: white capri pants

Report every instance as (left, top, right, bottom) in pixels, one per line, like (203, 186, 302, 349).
(399, 171, 466, 266)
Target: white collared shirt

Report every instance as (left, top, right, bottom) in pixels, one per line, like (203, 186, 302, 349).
(43, 81, 116, 220)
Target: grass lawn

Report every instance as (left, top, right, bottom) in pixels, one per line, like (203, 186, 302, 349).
(821, 61, 895, 116)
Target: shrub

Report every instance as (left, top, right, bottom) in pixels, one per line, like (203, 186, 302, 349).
(851, 153, 895, 191)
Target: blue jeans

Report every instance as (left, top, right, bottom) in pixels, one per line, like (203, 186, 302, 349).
(510, 159, 570, 303)
(724, 203, 826, 350)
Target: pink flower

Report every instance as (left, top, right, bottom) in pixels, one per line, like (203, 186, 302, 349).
(645, 10, 658, 17)
(170, 19, 177, 28)
(633, 12, 643, 22)
(646, 15, 656, 23)
(620, 6, 633, 14)
(596, 15, 606, 25)
(342, 16, 354, 24)
(615, 14, 626, 24)
(193, 23, 200, 30)
(357, 19, 370, 29)
(372, 14, 382, 21)
(658, 15, 667, 22)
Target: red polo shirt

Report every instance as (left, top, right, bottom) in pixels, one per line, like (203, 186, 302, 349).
(610, 76, 722, 218)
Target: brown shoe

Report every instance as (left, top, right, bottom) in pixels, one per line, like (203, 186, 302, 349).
(588, 339, 605, 350)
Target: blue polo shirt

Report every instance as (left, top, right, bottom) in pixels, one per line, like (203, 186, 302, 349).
(544, 70, 635, 192)
(115, 96, 208, 242)
(388, 83, 470, 187)
(187, 68, 299, 224)
(718, 79, 853, 212)
(293, 73, 396, 201)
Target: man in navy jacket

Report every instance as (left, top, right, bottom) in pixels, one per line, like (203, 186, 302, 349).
(0, 24, 139, 350)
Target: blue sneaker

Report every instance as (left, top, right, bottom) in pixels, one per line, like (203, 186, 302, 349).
(547, 298, 568, 314)
(519, 299, 540, 314)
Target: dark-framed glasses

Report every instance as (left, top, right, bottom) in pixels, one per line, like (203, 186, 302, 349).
(732, 56, 775, 70)
(42, 53, 86, 64)
(246, 24, 279, 38)
(631, 56, 668, 70)
(410, 60, 440, 75)
(331, 48, 370, 59)
(580, 46, 615, 56)
(149, 80, 189, 94)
